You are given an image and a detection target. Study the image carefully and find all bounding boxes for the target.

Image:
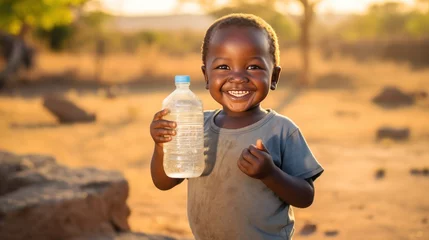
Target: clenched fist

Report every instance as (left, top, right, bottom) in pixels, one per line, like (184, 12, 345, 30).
(237, 139, 276, 179)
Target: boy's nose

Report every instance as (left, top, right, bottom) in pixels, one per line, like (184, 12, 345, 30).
(227, 72, 248, 83)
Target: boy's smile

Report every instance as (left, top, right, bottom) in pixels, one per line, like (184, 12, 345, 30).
(202, 26, 280, 118)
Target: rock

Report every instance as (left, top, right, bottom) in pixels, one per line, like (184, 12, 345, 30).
(105, 86, 120, 99)
(0, 151, 130, 240)
(411, 91, 428, 100)
(376, 127, 410, 141)
(43, 94, 96, 123)
(0, 152, 56, 195)
(324, 230, 339, 237)
(372, 86, 415, 108)
(375, 168, 386, 179)
(410, 167, 429, 176)
(410, 168, 420, 175)
(299, 222, 317, 236)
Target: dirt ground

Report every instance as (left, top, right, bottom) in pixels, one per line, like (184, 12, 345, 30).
(1, 79, 428, 240)
(1, 50, 429, 239)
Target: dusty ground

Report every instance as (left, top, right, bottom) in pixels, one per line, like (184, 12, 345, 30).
(1, 51, 429, 239)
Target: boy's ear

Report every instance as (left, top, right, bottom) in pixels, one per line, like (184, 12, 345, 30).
(270, 66, 281, 90)
(201, 65, 209, 89)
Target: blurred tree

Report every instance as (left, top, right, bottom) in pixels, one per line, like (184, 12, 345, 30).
(294, 0, 321, 86)
(370, 2, 409, 37)
(67, 10, 111, 48)
(0, 0, 90, 88)
(406, 0, 429, 37)
(35, 25, 75, 51)
(406, 11, 429, 37)
(0, 0, 88, 40)
(271, 0, 322, 86)
(33, 10, 111, 52)
(338, 1, 429, 40)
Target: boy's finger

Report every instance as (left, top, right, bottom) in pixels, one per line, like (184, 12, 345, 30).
(242, 148, 260, 164)
(256, 139, 268, 152)
(237, 158, 251, 173)
(157, 136, 172, 142)
(248, 145, 269, 159)
(155, 129, 176, 136)
(153, 109, 169, 120)
(152, 119, 176, 129)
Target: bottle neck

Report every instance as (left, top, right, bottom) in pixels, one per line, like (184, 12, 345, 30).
(175, 83, 190, 89)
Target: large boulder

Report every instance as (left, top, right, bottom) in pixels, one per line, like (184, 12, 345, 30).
(0, 151, 176, 240)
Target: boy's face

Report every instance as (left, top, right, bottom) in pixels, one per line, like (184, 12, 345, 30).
(202, 26, 281, 114)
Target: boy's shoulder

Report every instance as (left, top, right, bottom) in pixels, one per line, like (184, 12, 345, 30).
(203, 109, 217, 115)
(268, 109, 299, 131)
(203, 109, 218, 122)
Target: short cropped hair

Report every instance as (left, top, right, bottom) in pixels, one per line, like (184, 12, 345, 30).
(201, 13, 280, 66)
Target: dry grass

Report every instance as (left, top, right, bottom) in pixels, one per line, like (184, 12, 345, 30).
(1, 49, 429, 239)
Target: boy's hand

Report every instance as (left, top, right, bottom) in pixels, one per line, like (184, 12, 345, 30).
(150, 109, 176, 147)
(237, 139, 276, 179)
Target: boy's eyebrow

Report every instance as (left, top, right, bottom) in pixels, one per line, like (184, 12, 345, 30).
(248, 56, 265, 61)
(212, 57, 229, 62)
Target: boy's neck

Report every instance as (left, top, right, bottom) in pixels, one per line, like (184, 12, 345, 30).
(215, 106, 268, 129)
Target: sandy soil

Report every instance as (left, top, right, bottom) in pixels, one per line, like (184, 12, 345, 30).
(1, 80, 428, 240)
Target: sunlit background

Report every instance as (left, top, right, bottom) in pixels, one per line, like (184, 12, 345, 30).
(1, 1, 429, 240)
(100, 0, 416, 15)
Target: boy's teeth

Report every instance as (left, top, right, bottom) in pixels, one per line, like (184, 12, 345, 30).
(228, 91, 250, 97)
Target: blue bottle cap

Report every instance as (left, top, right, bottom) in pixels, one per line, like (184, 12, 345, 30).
(175, 75, 190, 83)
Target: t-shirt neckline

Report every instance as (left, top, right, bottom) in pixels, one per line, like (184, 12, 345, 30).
(209, 109, 276, 134)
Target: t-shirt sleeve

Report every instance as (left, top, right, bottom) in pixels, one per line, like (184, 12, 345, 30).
(281, 128, 324, 181)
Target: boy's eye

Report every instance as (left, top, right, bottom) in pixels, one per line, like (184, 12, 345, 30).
(247, 65, 263, 70)
(215, 65, 229, 70)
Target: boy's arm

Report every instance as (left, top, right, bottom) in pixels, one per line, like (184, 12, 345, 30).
(150, 109, 184, 190)
(260, 170, 314, 208)
(238, 139, 315, 208)
(151, 144, 184, 190)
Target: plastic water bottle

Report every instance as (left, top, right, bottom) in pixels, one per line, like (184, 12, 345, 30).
(162, 75, 204, 178)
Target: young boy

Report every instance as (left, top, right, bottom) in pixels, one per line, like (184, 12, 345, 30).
(150, 13, 324, 240)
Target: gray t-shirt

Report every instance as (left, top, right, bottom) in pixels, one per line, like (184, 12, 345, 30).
(187, 109, 324, 240)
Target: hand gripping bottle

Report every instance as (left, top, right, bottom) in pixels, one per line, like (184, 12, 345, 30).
(162, 75, 204, 178)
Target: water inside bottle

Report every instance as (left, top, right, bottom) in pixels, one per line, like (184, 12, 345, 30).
(163, 111, 204, 178)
